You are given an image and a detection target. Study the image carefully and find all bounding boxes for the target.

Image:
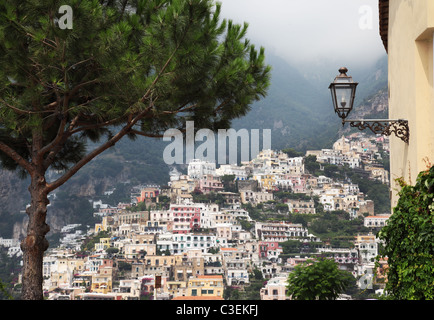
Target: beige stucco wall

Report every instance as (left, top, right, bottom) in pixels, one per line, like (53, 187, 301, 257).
(388, 0, 434, 206)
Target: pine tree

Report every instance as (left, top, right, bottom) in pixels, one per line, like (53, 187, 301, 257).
(0, 0, 270, 299)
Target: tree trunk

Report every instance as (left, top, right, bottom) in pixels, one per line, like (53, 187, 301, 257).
(20, 173, 50, 300)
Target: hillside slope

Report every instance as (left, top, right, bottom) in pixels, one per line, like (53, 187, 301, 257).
(0, 54, 388, 237)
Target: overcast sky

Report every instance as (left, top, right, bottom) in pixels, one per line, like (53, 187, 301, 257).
(217, 0, 386, 68)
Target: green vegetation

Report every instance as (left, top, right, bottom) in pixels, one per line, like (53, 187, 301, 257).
(192, 191, 226, 205)
(102, 183, 133, 207)
(304, 155, 321, 174)
(309, 211, 369, 248)
(224, 271, 264, 300)
(81, 231, 111, 252)
(286, 258, 354, 300)
(0, 247, 21, 299)
(378, 165, 434, 299)
(220, 175, 238, 192)
(281, 148, 303, 158)
(280, 240, 318, 255)
(304, 156, 391, 214)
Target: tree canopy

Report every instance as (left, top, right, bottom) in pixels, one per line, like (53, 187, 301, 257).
(286, 257, 353, 300)
(0, 0, 270, 184)
(0, 0, 270, 300)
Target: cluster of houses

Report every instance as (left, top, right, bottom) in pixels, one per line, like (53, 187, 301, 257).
(1, 133, 391, 300)
(308, 132, 390, 185)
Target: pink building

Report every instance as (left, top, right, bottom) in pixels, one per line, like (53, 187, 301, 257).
(170, 204, 201, 234)
(259, 241, 283, 260)
(197, 174, 223, 194)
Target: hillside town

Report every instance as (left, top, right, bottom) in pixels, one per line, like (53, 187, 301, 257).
(1, 132, 392, 300)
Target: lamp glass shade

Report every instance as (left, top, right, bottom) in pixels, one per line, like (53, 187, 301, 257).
(329, 68, 358, 120)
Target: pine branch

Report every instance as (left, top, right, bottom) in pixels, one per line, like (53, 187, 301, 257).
(68, 114, 128, 135)
(214, 98, 232, 114)
(39, 115, 68, 157)
(163, 103, 198, 114)
(68, 79, 100, 98)
(0, 98, 54, 115)
(139, 7, 194, 104)
(46, 109, 151, 192)
(0, 140, 33, 173)
(66, 57, 95, 72)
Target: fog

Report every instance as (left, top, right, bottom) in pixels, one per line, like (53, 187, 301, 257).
(218, 0, 386, 69)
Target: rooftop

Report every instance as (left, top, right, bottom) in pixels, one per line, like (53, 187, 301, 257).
(379, 0, 389, 52)
(195, 275, 223, 279)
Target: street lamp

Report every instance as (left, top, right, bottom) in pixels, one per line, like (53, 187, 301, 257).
(329, 67, 358, 122)
(329, 67, 409, 143)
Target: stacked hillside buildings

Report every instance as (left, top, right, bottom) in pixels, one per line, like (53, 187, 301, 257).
(2, 133, 391, 300)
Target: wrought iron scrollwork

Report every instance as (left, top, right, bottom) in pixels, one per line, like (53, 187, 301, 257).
(346, 120, 409, 143)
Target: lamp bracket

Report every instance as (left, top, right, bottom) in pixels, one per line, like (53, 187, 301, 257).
(343, 119, 409, 143)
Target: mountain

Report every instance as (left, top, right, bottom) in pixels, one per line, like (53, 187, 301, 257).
(232, 53, 388, 152)
(0, 53, 389, 237)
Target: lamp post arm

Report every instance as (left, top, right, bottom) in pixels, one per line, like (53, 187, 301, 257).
(342, 119, 409, 143)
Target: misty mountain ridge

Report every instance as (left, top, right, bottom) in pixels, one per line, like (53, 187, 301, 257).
(232, 52, 388, 152)
(0, 52, 389, 237)
(50, 52, 389, 191)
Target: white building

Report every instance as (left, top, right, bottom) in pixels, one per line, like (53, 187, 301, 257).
(260, 276, 290, 300)
(0, 237, 20, 248)
(255, 221, 308, 242)
(355, 234, 378, 265)
(225, 259, 250, 285)
(157, 233, 217, 255)
(215, 164, 249, 180)
(222, 208, 251, 221)
(187, 159, 216, 179)
(7, 246, 22, 257)
(240, 190, 274, 205)
(149, 209, 171, 231)
(116, 279, 142, 299)
(364, 215, 391, 228)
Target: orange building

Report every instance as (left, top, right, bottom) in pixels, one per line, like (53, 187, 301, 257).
(136, 186, 160, 203)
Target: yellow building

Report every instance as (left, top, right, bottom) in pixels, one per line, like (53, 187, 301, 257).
(95, 238, 111, 251)
(253, 174, 276, 192)
(91, 266, 113, 294)
(186, 275, 224, 298)
(95, 216, 112, 233)
(44, 255, 86, 291)
(169, 175, 195, 201)
(379, 0, 434, 205)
